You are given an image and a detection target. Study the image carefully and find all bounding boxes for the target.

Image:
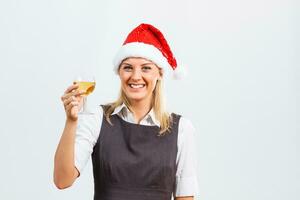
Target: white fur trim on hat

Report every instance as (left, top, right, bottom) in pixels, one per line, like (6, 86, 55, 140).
(173, 65, 187, 80)
(113, 42, 172, 74)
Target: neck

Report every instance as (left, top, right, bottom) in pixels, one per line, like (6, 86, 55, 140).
(128, 97, 152, 123)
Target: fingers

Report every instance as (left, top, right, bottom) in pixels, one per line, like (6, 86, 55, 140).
(61, 84, 85, 102)
(64, 96, 80, 119)
(66, 102, 79, 120)
(60, 83, 86, 119)
(63, 93, 83, 109)
(63, 96, 77, 107)
(65, 99, 79, 111)
(64, 83, 79, 94)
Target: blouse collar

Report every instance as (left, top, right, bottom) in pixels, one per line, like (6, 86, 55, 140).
(111, 103, 160, 127)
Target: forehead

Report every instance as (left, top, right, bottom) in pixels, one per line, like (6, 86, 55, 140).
(121, 57, 156, 65)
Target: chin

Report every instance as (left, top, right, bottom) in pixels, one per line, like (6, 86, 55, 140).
(127, 95, 146, 102)
(125, 92, 148, 102)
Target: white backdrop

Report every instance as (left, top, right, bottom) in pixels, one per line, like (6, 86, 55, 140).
(0, 0, 299, 200)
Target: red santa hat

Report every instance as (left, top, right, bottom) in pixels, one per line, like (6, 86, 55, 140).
(113, 23, 186, 79)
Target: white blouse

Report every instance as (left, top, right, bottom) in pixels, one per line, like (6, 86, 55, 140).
(74, 103, 199, 197)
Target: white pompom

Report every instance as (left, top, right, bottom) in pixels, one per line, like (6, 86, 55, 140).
(173, 66, 187, 80)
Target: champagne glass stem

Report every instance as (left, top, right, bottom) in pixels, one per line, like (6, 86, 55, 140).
(82, 96, 87, 112)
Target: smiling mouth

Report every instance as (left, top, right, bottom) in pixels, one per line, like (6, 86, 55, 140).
(128, 84, 146, 89)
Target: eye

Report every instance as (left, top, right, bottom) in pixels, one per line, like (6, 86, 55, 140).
(122, 65, 133, 71)
(142, 66, 152, 71)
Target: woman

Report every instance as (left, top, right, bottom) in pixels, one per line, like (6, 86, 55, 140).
(54, 23, 199, 200)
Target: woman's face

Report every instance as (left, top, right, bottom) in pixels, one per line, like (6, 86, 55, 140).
(118, 57, 162, 104)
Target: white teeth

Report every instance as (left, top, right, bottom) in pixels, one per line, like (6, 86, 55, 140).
(129, 84, 145, 88)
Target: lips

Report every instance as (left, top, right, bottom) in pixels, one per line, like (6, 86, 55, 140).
(128, 84, 146, 89)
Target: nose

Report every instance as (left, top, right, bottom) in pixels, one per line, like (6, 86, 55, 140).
(131, 69, 142, 80)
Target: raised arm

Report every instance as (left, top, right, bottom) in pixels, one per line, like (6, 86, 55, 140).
(53, 84, 84, 189)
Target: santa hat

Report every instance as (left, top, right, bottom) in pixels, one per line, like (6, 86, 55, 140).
(113, 23, 186, 79)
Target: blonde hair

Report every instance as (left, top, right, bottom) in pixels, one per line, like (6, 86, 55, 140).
(104, 79, 172, 135)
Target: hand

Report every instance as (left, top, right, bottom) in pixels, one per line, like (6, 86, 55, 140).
(61, 83, 85, 121)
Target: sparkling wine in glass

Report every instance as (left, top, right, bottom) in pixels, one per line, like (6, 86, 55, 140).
(74, 76, 96, 114)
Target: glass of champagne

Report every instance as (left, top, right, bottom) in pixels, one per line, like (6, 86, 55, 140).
(73, 75, 96, 115)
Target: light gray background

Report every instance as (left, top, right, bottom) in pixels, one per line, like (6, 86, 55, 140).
(0, 0, 298, 200)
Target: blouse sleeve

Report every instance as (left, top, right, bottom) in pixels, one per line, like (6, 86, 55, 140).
(173, 117, 200, 197)
(74, 106, 103, 175)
